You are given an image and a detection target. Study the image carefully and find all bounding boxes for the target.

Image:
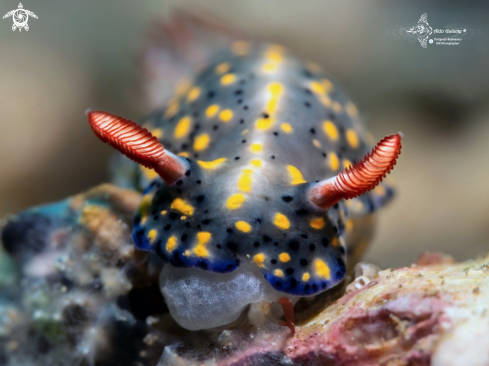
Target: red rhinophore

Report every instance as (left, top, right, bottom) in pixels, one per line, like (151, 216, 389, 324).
(310, 133, 402, 209)
(278, 297, 295, 335)
(87, 111, 186, 184)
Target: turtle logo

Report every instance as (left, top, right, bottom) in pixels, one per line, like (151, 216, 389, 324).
(3, 3, 38, 32)
(406, 13, 432, 48)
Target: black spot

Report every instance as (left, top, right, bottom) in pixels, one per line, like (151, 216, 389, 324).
(198, 261, 208, 270)
(333, 203, 339, 209)
(300, 259, 308, 266)
(289, 240, 300, 251)
(322, 152, 327, 158)
(309, 244, 316, 252)
(255, 218, 262, 224)
(134, 215, 142, 225)
(312, 284, 318, 291)
(237, 99, 243, 104)
(169, 212, 179, 220)
(226, 228, 233, 234)
(194, 124, 200, 130)
(274, 242, 279, 246)
(185, 222, 191, 228)
(322, 283, 327, 289)
(304, 101, 311, 108)
(193, 153, 199, 158)
(305, 284, 310, 291)
(271, 155, 275, 159)
(263, 235, 272, 243)
(273, 132, 279, 136)
(261, 112, 269, 118)
(164, 224, 171, 231)
(185, 170, 191, 177)
(322, 237, 329, 248)
(286, 268, 294, 275)
(217, 244, 222, 249)
(227, 242, 238, 252)
(303, 70, 313, 78)
(282, 195, 293, 203)
(196, 180, 202, 185)
(301, 234, 309, 239)
(181, 143, 188, 150)
(253, 241, 260, 247)
(271, 259, 277, 264)
(153, 215, 158, 221)
(207, 91, 215, 98)
(295, 209, 308, 216)
(134, 228, 145, 245)
(235, 89, 243, 95)
(242, 139, 246, 143)
(176, 180, 183, 186)
(290, 278, 298, 289)
(213, 125, 219, 130)
(202, 219, 211, 225)
(234, 156, 240, 160)
(196, 195, 205, 203)
(340, 245, 346, 255)
(305, 88, 312, 94)
(181, 234, 188, 242)
(240, 119, 244, 124)
(276, 281, 282, 288)
(310, 128, 316, 134)
(243, 105, 249, 110)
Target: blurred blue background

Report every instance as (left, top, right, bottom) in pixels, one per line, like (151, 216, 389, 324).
(1, 0, 489, 268)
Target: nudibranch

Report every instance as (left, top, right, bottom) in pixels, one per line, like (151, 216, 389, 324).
(88, 43, 402, 330)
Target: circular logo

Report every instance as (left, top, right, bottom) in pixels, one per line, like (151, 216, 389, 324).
(429, 39, 434, 44)
(12, 9, 28, 28)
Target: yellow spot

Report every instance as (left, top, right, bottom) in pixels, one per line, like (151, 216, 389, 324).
(215, 62, 230, 74)
(250, 159, 262, 167)
(253, 253, 265, 268)
(310, 81, 326, 95)
(312, 139, 322, 149)
(256, 118, 274, 130)
(307, 62, 322, 73)
(235, 221, 251, 233)
(141, 166, 158, 181)
(178, 152, 189, 157)
(147, 229, 157, 244)
(343, 159, 353, 169)
(321, 78, 334, 93)
(164, 99, 179, 119)
(138, 194, 153, 215)
(332, 237, 338, 247)
(320, 95, 332, 107)
(161, 210, 167, 215)
(194, 232, 211, 257)
(274, 269, 284, 277)
(221, 73, 236, 86)
(346, 103, 359, 117)
(141, 216, 147, 225)
(345, 220, 354, 234)
(374, 185, 386, 196)
(238, 169, 253, 192)
(206, 104, 220, 118)
(219, 109, 234, 122)
(241, 129, 249, 135)
(175, 78, 191, 95)
(280, 123, 293, 133)
(332, 101, 343, 113)
(166, 236, 177, 253)
(187, 87, 201, 102)
(315, 259, 331, 279)
(197, 157, 226, 170)
(184, 250, 191, 256)
(287, 165, 306, 185)
(226, 193, 245, 210)
(151, 128, 163, 139)
(262, 63, 277, 73)
(310, 217, 325, 229)
(269, 82, 283, 97)
(302, 272, 310, 281)
(274, 213, 290, 230)
(265, 48, 283, 63)
(231, 40, 249, 56)
(279, 252, 290, 262)
(250, 143, 263, 153)
(174, 116, 192, 138)
(170, 198, 194, 216)
(194, 133, 210, 151)
(180, 216, 187, 220)
(346, 129, 359, 148)
(323, 121, 339, 141)
(329, 152, 339, 171)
